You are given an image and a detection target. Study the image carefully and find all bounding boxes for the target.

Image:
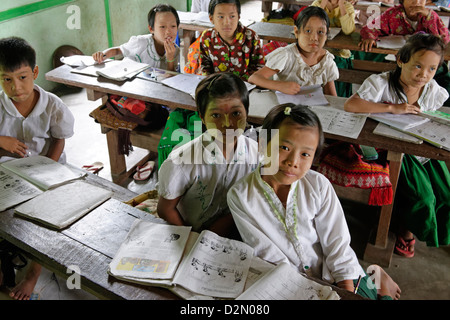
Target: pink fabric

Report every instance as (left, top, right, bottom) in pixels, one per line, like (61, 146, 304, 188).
(360, 4, 449, 44)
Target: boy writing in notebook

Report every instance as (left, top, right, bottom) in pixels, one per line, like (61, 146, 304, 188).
(0, 37, 74, 299)
(92, 4, 180, 71)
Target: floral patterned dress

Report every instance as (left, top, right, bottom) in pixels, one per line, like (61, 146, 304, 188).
(360, 4, 449, 44)
(196, 23, 265, 80)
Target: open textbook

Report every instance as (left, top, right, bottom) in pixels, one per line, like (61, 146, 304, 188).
(161, 73, 256, 99)
(109, 220, 341, 300)
(237, 262, 340, 300)
(108, 220, 254, 298)
(72, 57, 149, 81)
(0, 168, 43, 212)
(0, 155, 85, 190)
(14, 180, 113, 229)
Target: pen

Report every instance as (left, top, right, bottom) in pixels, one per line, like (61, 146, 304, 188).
(354, 275, 362, 294)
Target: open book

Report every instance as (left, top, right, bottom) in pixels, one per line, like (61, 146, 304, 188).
(276, 85, 330, 106)
(237, 262, 340, 300)
(0, 168, 43, 212)
(14, 180, 113, 229)
(72, 58, 149, 81)
(108, 220, 255, 298)
(420, 106, 450, 125)
(161, 73, 256, 99)
(0, 155, 85, 190)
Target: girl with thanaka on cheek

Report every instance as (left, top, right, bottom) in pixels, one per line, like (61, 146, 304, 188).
(157, 73, 259, 239)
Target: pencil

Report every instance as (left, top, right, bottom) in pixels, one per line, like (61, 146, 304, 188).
(354, 275, 362, 294)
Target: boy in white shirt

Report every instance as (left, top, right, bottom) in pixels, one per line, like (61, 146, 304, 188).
(0, 37, 74, 300)
(92, 4, 180, 71)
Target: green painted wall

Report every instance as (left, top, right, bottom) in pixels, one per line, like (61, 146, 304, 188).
(0, 0, 187, 91)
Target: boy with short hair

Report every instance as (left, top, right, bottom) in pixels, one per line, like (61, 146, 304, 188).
(0, 36, 75, 299)
(92, 3, 181, 71)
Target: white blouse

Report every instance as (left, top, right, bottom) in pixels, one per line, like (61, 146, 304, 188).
(227, 168, 365, 284)
(120, 34, 180, 69)
(158, 132, 259, 232)
(0, 84, 74, 163)
(357, 72, 449, 111)
(265, 43, 339, 86)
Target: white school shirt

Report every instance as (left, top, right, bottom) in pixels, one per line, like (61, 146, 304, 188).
(158, 132, 259, 232)
(0, 84, 74, 164)
(191, 0, 210, 13)
(265, 43, 339, 86)
(120, 34, 180, 69)
(357, 72, 449, 111)
(227, 168, 365, 284)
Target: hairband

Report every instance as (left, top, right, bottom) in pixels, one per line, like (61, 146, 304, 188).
(284, 106, 291, 116)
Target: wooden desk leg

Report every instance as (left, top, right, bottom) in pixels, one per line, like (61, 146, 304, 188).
(364, 151, 403, 267)
(105, 129, 126, 183)
(182, 30, 195, 64)
(261, 1, 272, 17)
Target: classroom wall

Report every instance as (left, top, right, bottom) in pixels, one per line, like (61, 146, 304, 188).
(0, 0, 187, 91)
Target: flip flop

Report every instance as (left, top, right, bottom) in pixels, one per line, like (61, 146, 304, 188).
(394, 235, 415, 258)
(82, 161, 104, 175)
(133, 161, 155, 181)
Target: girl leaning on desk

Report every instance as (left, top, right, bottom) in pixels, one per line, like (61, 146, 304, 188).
(345, 33, 450, 258)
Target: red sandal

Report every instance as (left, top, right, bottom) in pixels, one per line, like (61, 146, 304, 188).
(395, 235, 415, 258)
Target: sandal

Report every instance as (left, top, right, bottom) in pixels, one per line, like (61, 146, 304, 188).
(133, 161, 155, 181)
(82, 162, 104, 175)
(395, 235, 415, 258)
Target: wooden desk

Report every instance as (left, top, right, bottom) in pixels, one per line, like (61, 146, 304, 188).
(248, 94, 450, 267)
(0, 169, 361, 300)
(0, 172, 178, 300)
(46, 66, 450, 267)
(249, 0, 450, 17)
(46, 65, 196, 184)
(247, 21, 450, 83)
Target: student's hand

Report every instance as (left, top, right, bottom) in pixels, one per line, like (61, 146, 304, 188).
(92, 51, 107, 63)
(359, 39, 377, 52)
(391, 102, 421, 114)
(408, 7, 429, 20)
(0, 137, 28, 157)
(280, 81, 301, 95)
(164, 38, 177, 64)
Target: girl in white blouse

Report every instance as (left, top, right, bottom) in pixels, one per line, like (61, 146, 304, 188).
(157, 73, 259, 238)
(345, 33, 450, 256)
(248, 6, 338, 96)
(228, 103, 401, 299)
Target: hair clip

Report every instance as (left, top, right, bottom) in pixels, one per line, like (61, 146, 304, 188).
(284, 106, 291, 116)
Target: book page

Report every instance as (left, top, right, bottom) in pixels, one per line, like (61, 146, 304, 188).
(96, 58, 150, 81)
(172, 230, 254, 298)
(377, 35, 407, 49)
(405, 120, 450, 150)
(237, 262, 340, 300)
(308, 105, 367, 139)
(373, 123, 423, 144)
(328, 27, 341, 40)
(1, 155, 85, 190)
(109, 220, 192, 280)
(0, 169, 43, 211)
(370, 113, 429, 130)
(276, 85, 329, 106)
(14, 180, 113, 229)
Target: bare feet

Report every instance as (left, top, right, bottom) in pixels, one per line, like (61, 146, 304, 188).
(367, 264, 401, 300)
(9, 262, 41, 300)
